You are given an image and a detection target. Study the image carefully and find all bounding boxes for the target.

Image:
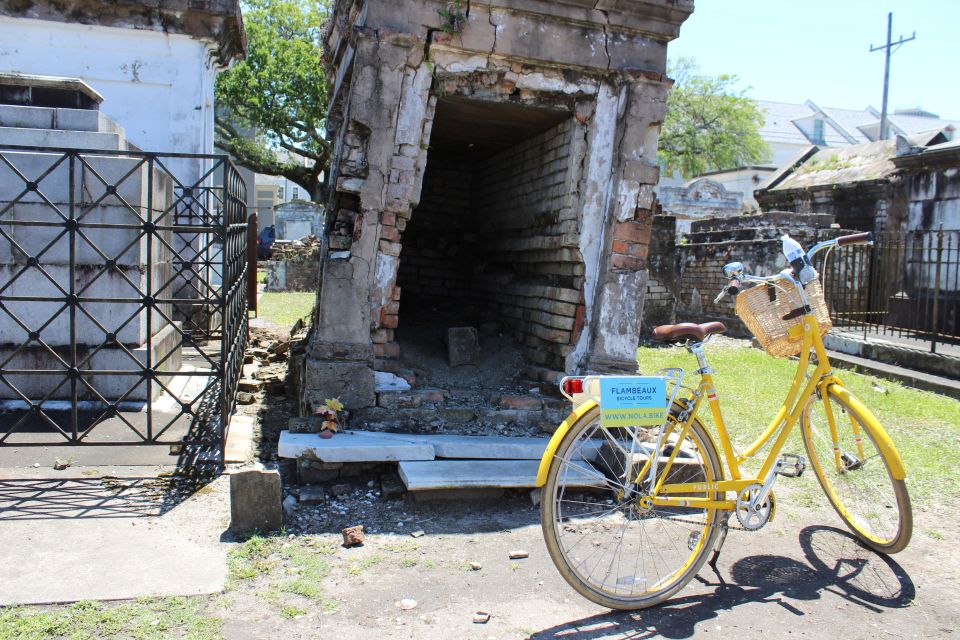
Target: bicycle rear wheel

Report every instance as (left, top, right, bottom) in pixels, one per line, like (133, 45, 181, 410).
(541, 405, 723, 610)
(801, 387, 912, 553)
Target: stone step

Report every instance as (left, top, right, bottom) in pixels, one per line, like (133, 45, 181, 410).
(398, 459, 605, 490)
(357, 432, 551, 459)
(278, 430, 435, 463)
(0, 125, 122, 151)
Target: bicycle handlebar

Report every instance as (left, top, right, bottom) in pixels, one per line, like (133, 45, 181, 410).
(837, 232, 872, 246)
(717, 232, 874, 302)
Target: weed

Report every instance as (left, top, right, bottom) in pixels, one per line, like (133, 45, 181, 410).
(282, 578, 324, 599)
(280, 606, 306, 620)
(437, 0, 465, 34)
(925, 529, 944, 541)
(0, 597, 222, 640)
(347, 554, 384, 576)
(399, 557, 418, 568)
(382, 540, 420, 554)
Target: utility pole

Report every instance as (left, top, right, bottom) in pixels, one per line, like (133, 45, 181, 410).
(870, 12, 916, 141)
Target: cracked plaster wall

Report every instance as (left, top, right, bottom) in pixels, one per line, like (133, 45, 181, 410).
(302, 0, 691, 409)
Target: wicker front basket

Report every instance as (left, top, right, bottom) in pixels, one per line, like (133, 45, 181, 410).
(734, 280, 832, 357)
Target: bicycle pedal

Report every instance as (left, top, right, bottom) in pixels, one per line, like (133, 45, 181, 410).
(776, 453, 806, 478)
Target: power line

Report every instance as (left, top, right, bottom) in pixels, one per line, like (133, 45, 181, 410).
(870, 12, 916, 141)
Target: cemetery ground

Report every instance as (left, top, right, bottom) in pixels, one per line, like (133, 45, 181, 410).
(1, 339, 958, 639)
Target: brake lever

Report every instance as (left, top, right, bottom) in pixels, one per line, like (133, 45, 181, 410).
(714, 279, 741, 304)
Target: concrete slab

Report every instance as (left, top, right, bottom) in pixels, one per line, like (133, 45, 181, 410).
(398, 459, 605, 490)
(277, 430, 435, 463)
(0, 469, 229, 605)
(365, 431, 550, 459)
(224, 415, 255, 464)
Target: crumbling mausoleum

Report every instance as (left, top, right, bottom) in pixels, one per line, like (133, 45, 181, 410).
(299, 0, 693, 414)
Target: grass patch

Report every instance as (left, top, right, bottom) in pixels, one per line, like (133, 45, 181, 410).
(346, 554, 384, 576)
(381, 540, 420, 554)
(256, 269, 267, 284)
(635, 342, 960, 504)
(227, 535, 282, 582)
(0, 597, 222, 640)
(257, 292, 314, 329)
(280, 606, 306, 620)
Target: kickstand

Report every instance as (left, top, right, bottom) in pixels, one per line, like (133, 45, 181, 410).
(708, 513, 732, 575)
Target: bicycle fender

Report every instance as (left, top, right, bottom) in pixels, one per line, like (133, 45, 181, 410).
(828, 383, 907, 480)
(535, 400, 598, 487)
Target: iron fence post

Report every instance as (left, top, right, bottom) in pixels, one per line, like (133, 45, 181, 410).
(930, 225, 944, 354)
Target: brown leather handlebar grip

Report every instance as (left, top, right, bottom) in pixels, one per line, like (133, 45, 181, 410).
(837, 232, 872, 246)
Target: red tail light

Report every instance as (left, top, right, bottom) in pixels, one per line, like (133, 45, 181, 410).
(561, 378, 584, 395)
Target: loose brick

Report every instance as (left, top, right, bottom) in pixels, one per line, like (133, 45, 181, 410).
(499, 395, 543, 410)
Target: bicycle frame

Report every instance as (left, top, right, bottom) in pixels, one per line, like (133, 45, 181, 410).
(649, 314, 838, 511)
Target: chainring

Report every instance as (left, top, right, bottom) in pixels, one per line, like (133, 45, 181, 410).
(735, 484, 777, 531)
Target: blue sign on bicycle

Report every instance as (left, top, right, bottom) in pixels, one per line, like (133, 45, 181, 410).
(599, 376, 667, 427)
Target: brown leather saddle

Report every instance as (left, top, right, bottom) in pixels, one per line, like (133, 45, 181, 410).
(651, 321, 727, 343)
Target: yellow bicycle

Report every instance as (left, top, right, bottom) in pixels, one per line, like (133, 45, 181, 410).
(536, 232, 912, 610)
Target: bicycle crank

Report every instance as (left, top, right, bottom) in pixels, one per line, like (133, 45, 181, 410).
(735, 484, 777, 531)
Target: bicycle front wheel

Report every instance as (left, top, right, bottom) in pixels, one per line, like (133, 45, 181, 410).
(801, 386, 912, 553)
(541, 405, 723, 610)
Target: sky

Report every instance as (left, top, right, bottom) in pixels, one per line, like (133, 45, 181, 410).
(668, 0, 960, 120)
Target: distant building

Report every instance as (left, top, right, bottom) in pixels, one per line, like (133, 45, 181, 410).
(253, 174, 310, 232)
(658, 99, 960, 222)
(0, 0, 245, 171)
(755, 128, 958, 233)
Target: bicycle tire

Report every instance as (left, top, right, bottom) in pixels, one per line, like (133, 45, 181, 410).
(801, 387, 912, 553)
(541, 404, 723, 609)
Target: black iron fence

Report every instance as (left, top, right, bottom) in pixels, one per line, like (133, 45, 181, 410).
(0, 145, 248, 463)
(819, 227, 960, 354)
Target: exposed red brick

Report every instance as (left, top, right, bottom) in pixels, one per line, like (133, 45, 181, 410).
(611, 240, 629, 254)
(381, 211, 396, 226)
(392, 286, 402, 301)
(384, 301, 400, 315)
(380, 225, 400, 242)
(382, 313, 399, 329)
(499, 395, 543, 410)
(371, 329, 389, 344)
(627, 242, 649, 259)
(373, 343, 385, 357)
(613, 221, 646, 244)
(571, 302, 586, 344)
(611, 254, 643, 271)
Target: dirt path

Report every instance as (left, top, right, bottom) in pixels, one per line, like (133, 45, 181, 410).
(217, 483, 959, 640)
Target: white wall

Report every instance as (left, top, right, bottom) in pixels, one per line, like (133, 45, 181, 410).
(0, 16, 220, 182)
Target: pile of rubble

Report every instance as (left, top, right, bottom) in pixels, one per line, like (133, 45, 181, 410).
(235, 326, 305, 405)
(268, 235, 322, 260)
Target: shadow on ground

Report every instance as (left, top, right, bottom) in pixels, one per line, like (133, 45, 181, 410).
(530, 525, 915, 640)
(0, 389, 225, 521)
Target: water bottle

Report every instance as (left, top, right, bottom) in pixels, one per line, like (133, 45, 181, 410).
(781, 234, 817, 285)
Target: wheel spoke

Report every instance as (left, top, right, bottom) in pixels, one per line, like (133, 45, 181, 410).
(542, 411, 721, 608)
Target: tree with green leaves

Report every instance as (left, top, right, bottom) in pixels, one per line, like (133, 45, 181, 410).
(658, 58, 770, 179)
(215, 0, 330, 200)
